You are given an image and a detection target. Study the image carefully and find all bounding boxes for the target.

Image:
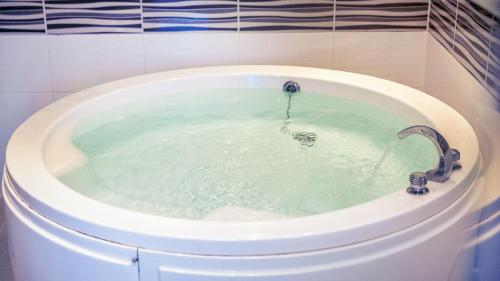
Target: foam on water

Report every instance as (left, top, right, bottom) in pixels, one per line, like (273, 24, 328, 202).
(57, 88, 436, 221)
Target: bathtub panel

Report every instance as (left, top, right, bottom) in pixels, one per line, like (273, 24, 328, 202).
(137, 178, 482, 281)
(138, 225, 466, 281)
(2, 183, 139, 281)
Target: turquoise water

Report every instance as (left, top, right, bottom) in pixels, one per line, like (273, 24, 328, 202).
(58, 88, 437, 221)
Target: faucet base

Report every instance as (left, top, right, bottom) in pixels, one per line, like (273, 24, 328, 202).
(407, 186, 429, 195)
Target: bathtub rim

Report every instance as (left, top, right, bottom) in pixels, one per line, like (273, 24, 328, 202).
(3, 65, 481, 255)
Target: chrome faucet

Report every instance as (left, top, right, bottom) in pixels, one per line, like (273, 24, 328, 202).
(397, 125, 461, 184)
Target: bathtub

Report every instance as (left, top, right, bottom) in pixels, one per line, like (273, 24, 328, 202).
(2, 66, 482, 281)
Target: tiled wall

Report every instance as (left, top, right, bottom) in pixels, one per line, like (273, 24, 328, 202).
(0, 0, 431, 33)
(429, 0, 499, 102)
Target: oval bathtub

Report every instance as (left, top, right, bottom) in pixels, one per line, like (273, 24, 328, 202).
(2, 66, 482, 281)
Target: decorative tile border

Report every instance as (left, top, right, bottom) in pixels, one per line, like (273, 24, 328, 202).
(453, 0, 493, 83)
(45, 0, 142, 34)
(429, 0, 457, 51)
(239, 0, 334, 31)
(335, 0, 429, 31)
(143, 0, 237, 32)
(0, 0, 45, 33)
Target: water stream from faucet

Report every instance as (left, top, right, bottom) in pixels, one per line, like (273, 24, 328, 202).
(368, 139, 399, 181)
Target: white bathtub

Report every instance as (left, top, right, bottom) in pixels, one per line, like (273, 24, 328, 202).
(2, 66, 482, 281)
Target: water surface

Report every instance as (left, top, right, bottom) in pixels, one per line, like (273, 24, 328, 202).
(58, 88, 436, 220)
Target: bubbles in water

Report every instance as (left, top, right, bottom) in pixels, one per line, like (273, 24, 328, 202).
(58, 88, 437, 221)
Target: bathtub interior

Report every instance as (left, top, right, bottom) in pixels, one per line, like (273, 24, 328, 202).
(45, 81, 441, 221)
(5, 67, 480, 255)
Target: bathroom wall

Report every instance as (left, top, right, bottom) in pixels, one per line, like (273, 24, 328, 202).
(425, 10, 500, 273)
(0, 1, 499, 280)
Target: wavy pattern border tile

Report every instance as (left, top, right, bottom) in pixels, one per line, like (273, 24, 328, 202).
(429, 0, 457, 51)
(335, 0, 429, 31)
(45, 0, 142, 34)
(143, 0, 237, 32)
(239, 0, 334, 31)
(453, 0, 493, 83)
(0, 0, 45, 33)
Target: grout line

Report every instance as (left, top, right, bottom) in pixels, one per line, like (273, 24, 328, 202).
(140, 0, 144, 33)
(483, 18, 494, 86)
(426, 0, 432, 30)
(139, 0, 146, 74)
(451, 0, 460, 52)
(237, 0, 240, 32)
(142, 31, 147, 74)
(45, 34, 56, 100)
(333, 0, 336, 32)
(140, 0, 146, 74)
(41, 0, 48, 35)
(141, 33, 146, 74)
(237, 26, 241, 65)
(0, 91, 55, 95)
(237, 0, 241, 65)
(42, 0, 55, 99)
(421, 30, 430, 88)
(332, 0, 336, 69)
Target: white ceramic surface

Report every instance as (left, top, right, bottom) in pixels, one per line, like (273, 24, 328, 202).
(144, 33, 239, 73)
(333, 32, 428, 89)
(0, 93, 53, 148)
(5, 65, 480, 255)
(48, 34, 145, 92)
(0, 36, 52, 93)
(239, 33, 334, 68)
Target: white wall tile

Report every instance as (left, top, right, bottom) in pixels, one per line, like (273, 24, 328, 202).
(48, 34, 145, 92)
(239, 32, 334, 68)
(144, 33, 239, 73)
(0, 93, 53, 148)
(333, 31, 427, 89)
(0, 36, 52, 93)
(53, 92, 75, 100)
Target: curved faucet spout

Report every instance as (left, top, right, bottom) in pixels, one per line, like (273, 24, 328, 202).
(397, 125, 457, 183)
